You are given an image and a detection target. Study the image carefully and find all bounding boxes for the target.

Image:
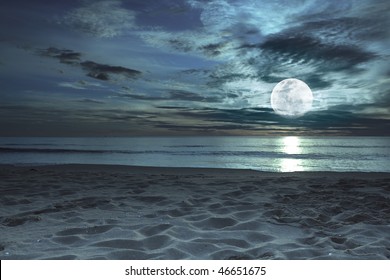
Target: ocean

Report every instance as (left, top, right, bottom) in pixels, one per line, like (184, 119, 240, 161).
(0, 136, 389, 172)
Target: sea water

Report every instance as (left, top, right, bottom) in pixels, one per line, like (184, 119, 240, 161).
(0, 136, 389, 172)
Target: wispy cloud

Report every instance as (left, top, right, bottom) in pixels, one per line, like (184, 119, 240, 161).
(59, 80, 106, 90)
(139, 29, 238, 59)
(258, 35, 376, 71)
(58, 82, 86, 90)
(76, 98, 106, 104)
(119, 89, 221, 103)
(63, 0, 136, 38)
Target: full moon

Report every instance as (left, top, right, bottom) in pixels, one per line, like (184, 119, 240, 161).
(271, 78, 313, 118)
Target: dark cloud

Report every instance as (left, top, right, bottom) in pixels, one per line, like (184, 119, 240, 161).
(176, 108, 278, 126)
(207, 72, 254, 88)
(168, 106, 390, 135)
(180, 69, 211, 75)
(155, 106, 189, 110)
(154, 123, 259, 133)
(121, 90, 221, 103)
(76, 98, 105, 104)
(259, 35, 376, 71)
(169, 90, 220, 102)
(300, 74, 332, 90)
(99, 112, 153, 122)
(377, 90, 390, 107)
(302, 108, 390, 135)
(229, 29, 379, 90)
(199, 42, 226, 57)
(119, 93, 163, 101)
(168, 39, 193, 52)
(80, 61, 142, 81)
(1, 101, 388, 136)
(255, 73, 332, 90)
(38, 47, 81, 64)
(0, 104, 162, 136)
(38, 47, 142, 81)
(302, 17, 383, 41)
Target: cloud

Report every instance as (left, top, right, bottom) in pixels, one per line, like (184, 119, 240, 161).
(187, 0, 359, 36)
(58, 82, 86, 90)
(80, 61, 142, 81)
(3, 0, 389, 137)
(63, 0, 136, 38)
(169, 90, 221, 102)
(154, 104, 390, 135)
(199, 42, 227, 57)
(118, 93, 162, 101)
(119, 89, 221, 103)
(140, 26, 240, 60)
(54, 0, 388, 115)
(1, 101, 389, 136)
(138, 1, 383, 110)
(146, 0, 386, 110)
(59, 80, 106, 90)
(37, 47, 81, 64)
(0, 104, 162, 136)
(154, 123, 259, 133)
(38, 47, 142, 82)
(258, 34, 376, 71)
(235, 33, 377, 90)
(155, 106, 189, 110)
(292, 17, 382, 45)
(76, 98, 105, 104)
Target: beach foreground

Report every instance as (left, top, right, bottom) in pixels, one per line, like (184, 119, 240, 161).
(0, 164, 389, 260)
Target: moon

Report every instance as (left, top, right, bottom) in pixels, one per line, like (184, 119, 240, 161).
(271, 78, 313, 118)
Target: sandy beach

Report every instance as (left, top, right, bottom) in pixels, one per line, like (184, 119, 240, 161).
(0, 164, 389, 260)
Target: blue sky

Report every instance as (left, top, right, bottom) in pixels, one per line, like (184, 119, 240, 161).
(0, 0, 389, 136)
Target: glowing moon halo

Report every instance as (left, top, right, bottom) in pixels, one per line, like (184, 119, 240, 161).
(271, 78, 313, 118)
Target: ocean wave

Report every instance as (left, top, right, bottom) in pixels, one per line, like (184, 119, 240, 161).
(0, 147, 134, 154)
(0, 147, 335, 159)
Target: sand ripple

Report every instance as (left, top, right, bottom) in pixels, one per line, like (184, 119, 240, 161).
(1, 165, 389, 259)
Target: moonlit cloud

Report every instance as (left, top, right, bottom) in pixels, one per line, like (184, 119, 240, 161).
(59, 80, 106, 90)
(58, 82, 86, 90)
(134, 0, 387, 112)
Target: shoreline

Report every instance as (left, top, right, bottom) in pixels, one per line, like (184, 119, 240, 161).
(2, 163, 390, 176)
(1, 164, 389, 260)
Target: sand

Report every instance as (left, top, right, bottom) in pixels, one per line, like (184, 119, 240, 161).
(0, 164, 389, 260)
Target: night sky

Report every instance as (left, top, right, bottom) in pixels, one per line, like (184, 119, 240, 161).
(1, 0, 389, 136)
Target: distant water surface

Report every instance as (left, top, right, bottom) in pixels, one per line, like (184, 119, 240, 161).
(0, 137, 389, 172)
